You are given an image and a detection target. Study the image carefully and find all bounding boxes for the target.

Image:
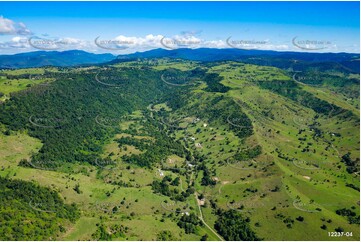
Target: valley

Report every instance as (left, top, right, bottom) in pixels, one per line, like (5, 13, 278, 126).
(0, 57, 359, 241)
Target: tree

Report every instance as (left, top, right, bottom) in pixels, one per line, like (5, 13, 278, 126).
(201, 234, 208, 241)
(296, 216, 304, 222)
(214, 209, 260, 241)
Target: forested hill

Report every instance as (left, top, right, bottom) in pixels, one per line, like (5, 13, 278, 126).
(0, 50, 115, 69)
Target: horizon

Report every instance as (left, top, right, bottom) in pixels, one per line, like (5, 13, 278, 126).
(0, 1, 359, 54)
(1, 47, 361, 57)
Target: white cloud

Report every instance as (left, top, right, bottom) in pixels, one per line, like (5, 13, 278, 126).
(0, 32, 358, 54)
(114, 34, 164, 48)
(27, 36, 89, 50)
(0, 16, 31, 35)
(11, 36, 23, 42)
(0, 36, 28, 50)
(203, 40, 227, 48)
(0, 36, 89, 53)
(160, 35, 203, 49)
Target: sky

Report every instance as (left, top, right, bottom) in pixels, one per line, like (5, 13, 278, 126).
(0, 1, 359, 54)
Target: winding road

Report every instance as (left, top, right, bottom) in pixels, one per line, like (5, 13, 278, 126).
(194, 192, 224, 241)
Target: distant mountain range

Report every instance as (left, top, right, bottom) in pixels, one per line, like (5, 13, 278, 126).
(116, 48, 358, 62)
(113, 48, 360, 73)
(1, 48, 359, 73)
(0, 50, 115, 69)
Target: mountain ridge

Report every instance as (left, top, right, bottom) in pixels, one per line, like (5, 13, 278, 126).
(0, 50, 115, 69)
(112, 48, 360, 73)
(1, 48, 359, 73)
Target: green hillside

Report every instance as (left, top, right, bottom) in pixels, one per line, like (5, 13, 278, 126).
(0, 58, 359, 241)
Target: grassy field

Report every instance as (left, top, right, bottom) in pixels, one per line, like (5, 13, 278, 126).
(0, 60, 359, 240)
(0, 67, 58, 101)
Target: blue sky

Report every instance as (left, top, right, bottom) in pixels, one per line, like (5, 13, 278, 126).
(0, 1, 359, 54)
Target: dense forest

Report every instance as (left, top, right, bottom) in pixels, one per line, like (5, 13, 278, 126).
(0, 177, 79, 240)
(119, 113, 190, 168)
(0, 67, 206, 168)
(214, 209, 260, 241)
